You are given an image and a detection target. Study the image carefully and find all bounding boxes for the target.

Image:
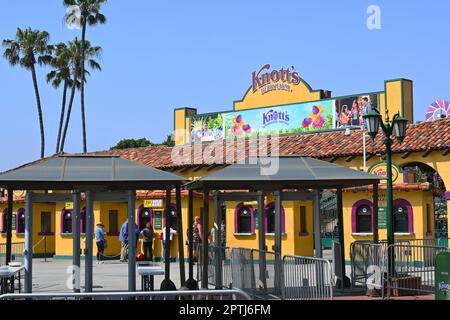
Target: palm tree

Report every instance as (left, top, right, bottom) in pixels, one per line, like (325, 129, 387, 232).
(64, 0, 107, 153)
(59, 38, 101, 152)
(2, 27, 53, 158)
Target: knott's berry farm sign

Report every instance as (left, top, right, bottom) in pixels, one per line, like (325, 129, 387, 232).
(252, 64, 300, 95)
(368, 162, 402, 183)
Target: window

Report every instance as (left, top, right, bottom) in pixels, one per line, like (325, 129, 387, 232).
(1, 209, 6, 233)
(393, 199, 413, 234)
(41, 212, 51, 235)
(109, 210, 119, 234)
(61, 209, 72, 234)
(16, 209, 25, 234)
(394, 205, 409, 233)
(300, 206, 308, 235)
(138, 207, 152, 230)
(265, 203, 285, 234)
(235, 204, 253, 234)
(167, 205, 177, 231)
(356, 205, 372, 233)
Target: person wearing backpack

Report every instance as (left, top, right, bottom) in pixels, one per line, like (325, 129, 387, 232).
(119, 219, 129, 262)
(140, 222, 154, 261)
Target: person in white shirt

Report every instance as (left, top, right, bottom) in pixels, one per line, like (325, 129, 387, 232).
(162, 226, 177, 262)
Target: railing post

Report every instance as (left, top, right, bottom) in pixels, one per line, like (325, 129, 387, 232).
(127, 190, 136, 292)
(213, 191, 223, 289)
(201, 187, 210, 289)
(5, 188, 13, 265)
(257, 191, 267, 290)
(24, 191, 33, 293)
(72, 191, 81, 293)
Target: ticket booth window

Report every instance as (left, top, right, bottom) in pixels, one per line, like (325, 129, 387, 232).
(17, 209, 25, 234)
(62, 210, 72, 234)
(394, 205, 409, 233)
(265, 203, 285, 234)
(235, 204, 253, 234)
(356, 205, 372, 233)
(167, 205, 177, 231)
(139, 207, 153, 230)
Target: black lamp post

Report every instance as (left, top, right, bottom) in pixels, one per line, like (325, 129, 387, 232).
(363, 109, 408, 273)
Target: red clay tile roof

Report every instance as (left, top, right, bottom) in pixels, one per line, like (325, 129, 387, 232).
(105, 118, 450, 169)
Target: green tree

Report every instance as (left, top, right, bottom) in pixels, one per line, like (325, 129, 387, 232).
(3, 27, 53, 158)
(59, 39, 102, 152)
(162, 134, 175, 147)
(110, 138, 153, 150)
(64, 0, 107, 153)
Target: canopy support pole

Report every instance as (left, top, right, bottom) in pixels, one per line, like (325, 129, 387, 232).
(85, 191, 94, 293)
(201, 187, 209, 289)
(5, 189, 13, 265)
(186, 189, 197, 289)
(24, 191, 33, 293)
(176, 185, 186, 287)
(313, 190, 322, 258)
(258, 191, 267, 290)
(127, 190, 136, 292)
(336, 188, 347, 288)
(161, 187, 176, 290)
(72, 191, 81, 293)
(274, 190, 282, 294)
(213, 191, 222, 288)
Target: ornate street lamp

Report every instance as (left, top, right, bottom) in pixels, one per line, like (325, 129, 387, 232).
(363, 109, 408, 273)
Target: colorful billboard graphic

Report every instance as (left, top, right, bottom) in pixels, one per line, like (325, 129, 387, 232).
(334, 94, 378, 128)
(190, 113, 224, 143)
(223, 100, 335, 139)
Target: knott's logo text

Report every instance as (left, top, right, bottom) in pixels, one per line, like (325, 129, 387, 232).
(439, 282, 450, 294)
(252, 64, 300, 95)
(263, 109, 290, 127)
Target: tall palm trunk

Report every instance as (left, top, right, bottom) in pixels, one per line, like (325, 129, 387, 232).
(80, 21, 87, 153)
(56, 80, 68, 153)
(31, 65, 45, 158)
(60, 73, 78, 152)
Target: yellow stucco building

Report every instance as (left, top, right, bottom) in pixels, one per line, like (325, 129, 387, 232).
(1, 65, 449, 263)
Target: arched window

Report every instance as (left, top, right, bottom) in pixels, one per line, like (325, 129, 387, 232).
(16, 208, 25, 234)
(167, 205, 177, 231)
(351, 200, 373, 234)
(393, 199, 413, 234)
(1, 209, 7, 233)
(265, 203, 285, 234)
(61, 209, 73, 234)
(138, 206, 153, 230)
(234, 203, 254, 234)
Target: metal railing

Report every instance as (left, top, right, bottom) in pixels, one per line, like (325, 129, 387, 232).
(282, 255, 334, 300)
(230, 248, 255, 295)
(197, 244, 232, 289)
(0, 289, 251, 301)
(0, 242, 25, 266)
(251, 249, 282, 298)
(386, 244, 448, 298)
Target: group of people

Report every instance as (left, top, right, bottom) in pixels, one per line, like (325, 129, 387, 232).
(337, 96, 374, 128)
(93, 216, 224, 264)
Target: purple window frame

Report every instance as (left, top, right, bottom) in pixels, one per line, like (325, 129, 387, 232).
(234, 203, 255, 234)
(351, 199, 374, 233)
(138, 205, 154, 230)
(1, 208, 7, 233)
(16, 208, 25, 234)
(393, 199, 414, 233)
(265, 203, 285, 234)
(60, 207, 88, 234)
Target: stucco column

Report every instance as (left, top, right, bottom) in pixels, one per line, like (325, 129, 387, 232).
(127, 190, 136, 292)
(24, 191, 33, 293)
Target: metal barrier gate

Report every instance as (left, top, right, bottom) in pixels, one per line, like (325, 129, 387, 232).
(282, 255, 334, 300)
(0, 242, 24, 267)
(386, 244, 448, 298)
(350, 241, 385, 288)
(197, 245, 232, 289)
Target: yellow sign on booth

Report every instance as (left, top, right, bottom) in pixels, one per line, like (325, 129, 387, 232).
(144, 199, 163, 208)
(65, 202, 73, 210)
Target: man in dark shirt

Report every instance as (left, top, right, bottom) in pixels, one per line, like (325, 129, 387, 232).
(141, 222, 154, 261)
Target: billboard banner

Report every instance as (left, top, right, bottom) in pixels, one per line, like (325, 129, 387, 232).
(334, 94, 379, 128)
(223, 100, 335, 139)
(190, 113, 224, 143)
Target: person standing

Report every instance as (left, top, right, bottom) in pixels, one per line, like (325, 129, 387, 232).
(95, 222, 106, 264)
(141, 222, 154, 261)
(119, 219, 129, 262)
(193, 216, 202, 262)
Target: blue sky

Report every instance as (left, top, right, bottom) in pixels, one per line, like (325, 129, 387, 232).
(0, 0, 449, 171)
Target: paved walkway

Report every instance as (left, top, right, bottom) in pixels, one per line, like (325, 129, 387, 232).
(32, 258, 190, 293)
